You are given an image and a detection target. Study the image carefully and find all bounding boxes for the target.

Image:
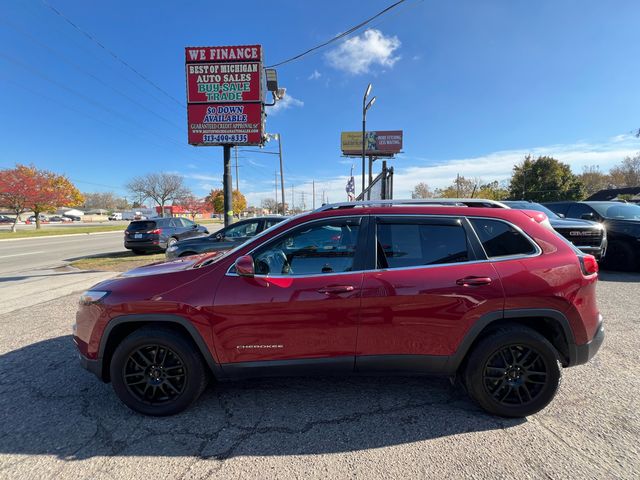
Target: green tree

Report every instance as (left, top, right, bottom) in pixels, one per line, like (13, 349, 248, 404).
(477, 180, 510, 200)
(509, 155, 583, 202)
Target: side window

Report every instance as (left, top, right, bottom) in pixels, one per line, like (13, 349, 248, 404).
(470, 218, 536, 258)
(225, 221, 258, 238)
(181, 218, 194, 227)
(263, 219, 282, 229)
(167, 218, 179, 228)
(376, 220, 469, 269)
(253, 218, 361, 276)
(567, 204, 594, 220)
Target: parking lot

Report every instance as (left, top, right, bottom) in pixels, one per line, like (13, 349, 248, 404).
(0, 271, 637, 479)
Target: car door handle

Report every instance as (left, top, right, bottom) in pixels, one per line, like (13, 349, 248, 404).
(317, 285, 355, 294)
(456, 277, 492, 287)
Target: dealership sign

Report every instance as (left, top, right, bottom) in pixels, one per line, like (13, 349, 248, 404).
(185, 45, 264, 146)
(341, 130, 403, 156)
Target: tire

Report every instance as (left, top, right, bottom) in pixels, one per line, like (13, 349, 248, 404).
(110, 326, 209, 416)
(167, 237, 178, 248)
(601, 240, 637, 272)
(462, 327, 562, 418)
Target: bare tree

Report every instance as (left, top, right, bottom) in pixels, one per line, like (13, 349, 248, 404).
(411, 182, 433, 199)
(127, 173, 189, 217)
(609, 153, 640, 188)
(261, 198, 278, 214)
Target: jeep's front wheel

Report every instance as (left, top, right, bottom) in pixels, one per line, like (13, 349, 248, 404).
(110, 327, 208, 416)
(463, 327, 562, 417)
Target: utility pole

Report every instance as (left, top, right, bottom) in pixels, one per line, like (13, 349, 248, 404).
(277, 134, 285, 215)
(234, 146, 239, 192)
(274, 170, 278, 214)
(456, 173, 461, 197)
(291, 184, 295, 212)
(300, 191, 306, 211)
(223, 145, 233, 227)
(312, 180, 315, 209)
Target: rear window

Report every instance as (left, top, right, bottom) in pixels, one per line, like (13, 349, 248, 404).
(470, 218, 537, 258)
(128, 221, 156, 231)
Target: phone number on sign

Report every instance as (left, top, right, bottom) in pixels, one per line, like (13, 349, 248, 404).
(203, 134, 248, 143)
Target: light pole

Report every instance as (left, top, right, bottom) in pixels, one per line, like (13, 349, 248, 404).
(265, 133, 286, 215)
(362, 83, 376, 198)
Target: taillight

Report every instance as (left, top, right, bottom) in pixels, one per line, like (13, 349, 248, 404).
(148, 228, 162, 234)
(579, 255, 599, 276)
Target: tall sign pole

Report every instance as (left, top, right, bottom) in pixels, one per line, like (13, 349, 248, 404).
(277, 135, 285, 215)
(185, 45, 264, 227)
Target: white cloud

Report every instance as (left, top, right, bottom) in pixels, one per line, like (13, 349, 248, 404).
(267, 94, 304, 115)
(308, 69, 322, 80)
(325, 29, 401, 75)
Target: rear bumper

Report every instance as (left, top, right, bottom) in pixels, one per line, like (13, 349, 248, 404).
(125, 240, 166, 251)
(78, 352, 104, 381)
(569, 315, 604, 366)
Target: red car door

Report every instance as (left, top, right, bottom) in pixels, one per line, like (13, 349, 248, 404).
(211, 216, 367, 375)
(355, 215, 505, 372)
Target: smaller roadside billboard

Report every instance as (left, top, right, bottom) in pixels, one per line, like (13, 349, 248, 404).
(341, 130, 403, 156)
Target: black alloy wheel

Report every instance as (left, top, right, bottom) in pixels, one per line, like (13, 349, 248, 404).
(482, 344, 548, 406)
(123, 344, 187, 405)
(110, 327, 208, 416)
(463, 326, 561, 417)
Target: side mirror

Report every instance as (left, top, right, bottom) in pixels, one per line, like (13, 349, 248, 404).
(215, 232, 223, 240)
(235, 255, 254, 277)
(191, 224, 198, 229)
(580, 213, 595, 220)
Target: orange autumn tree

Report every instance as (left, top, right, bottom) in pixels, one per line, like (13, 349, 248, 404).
(0, 164, 84, 230)
(0, 164, 38, 232)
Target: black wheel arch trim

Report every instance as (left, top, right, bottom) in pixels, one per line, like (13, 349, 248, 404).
(445, 308, 579, 374)
(95, 314, 226, 382)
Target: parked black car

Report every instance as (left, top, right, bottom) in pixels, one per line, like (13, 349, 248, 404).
(544, 201, 640, 271)
(503, 201, 607, 260)
(0, 215, 14, 223)
(63, 214, 81, 221)
(165, 216, 285, 260)
(124, 217, 209, 254)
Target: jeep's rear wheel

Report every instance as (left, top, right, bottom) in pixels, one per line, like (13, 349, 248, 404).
(463, 327, 561, 417)
(110, 327, 208, 416)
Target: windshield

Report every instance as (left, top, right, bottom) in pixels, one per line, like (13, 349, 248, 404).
(503, 202, 560, 219)
(590, 202, 640, 220)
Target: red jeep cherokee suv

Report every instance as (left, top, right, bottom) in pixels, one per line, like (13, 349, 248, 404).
(74, 200, 604, 417)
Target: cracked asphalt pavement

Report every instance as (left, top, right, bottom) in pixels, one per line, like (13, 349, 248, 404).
(0, 272, 638, 479)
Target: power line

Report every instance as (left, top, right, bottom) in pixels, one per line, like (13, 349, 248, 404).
(0, 18, 183, 130)
(266, 0, 407, 68)
(41, 0, 185, 108)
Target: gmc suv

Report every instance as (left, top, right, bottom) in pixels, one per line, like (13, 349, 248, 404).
(75, 200, 603, 418)
(544, 201, 640, 271)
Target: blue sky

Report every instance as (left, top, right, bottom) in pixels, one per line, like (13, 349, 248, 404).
(1, 0, 639, 207)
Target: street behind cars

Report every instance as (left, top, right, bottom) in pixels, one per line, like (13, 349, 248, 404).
(165, 215, 285, 259)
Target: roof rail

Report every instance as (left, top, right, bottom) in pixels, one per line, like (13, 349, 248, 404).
(314, 198, 509, 212)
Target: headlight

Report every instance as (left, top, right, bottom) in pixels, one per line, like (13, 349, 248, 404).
(167, 245, 178, 252)
(79, 290, 109, 305)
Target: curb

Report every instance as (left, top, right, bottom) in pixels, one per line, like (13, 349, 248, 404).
(0, 230, 123, 242)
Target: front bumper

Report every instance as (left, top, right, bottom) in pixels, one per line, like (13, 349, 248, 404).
(569, 316, 604, 366)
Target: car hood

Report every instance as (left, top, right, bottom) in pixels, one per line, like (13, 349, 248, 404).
(120, 250, 228, 277)
(549, 217, 602, 229)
